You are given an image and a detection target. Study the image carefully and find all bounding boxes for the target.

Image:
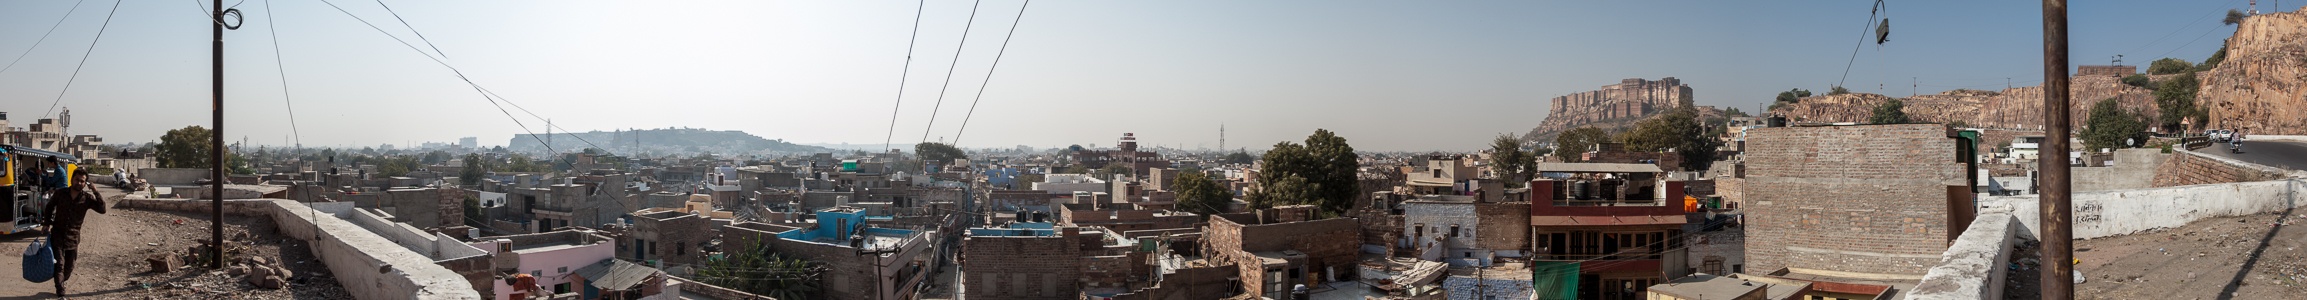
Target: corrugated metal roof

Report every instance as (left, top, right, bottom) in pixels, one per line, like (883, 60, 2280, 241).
(573, 259, 660, 291)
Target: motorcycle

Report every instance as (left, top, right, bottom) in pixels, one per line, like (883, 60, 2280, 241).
(2230, 140, 2243, 154)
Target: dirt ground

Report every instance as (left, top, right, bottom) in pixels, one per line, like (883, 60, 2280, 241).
(2070, 211, 2307, 299)
(0, 186, 350, 299)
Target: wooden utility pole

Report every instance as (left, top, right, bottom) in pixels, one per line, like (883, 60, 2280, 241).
(2040, 0, 2075, 299)
(208, 0, 227, 269)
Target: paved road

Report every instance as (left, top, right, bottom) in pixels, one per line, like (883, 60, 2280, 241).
(2196, 138, 2307, 171)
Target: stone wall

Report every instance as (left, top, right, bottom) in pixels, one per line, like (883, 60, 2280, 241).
(1474, 202, 1530, 252)
(1741, 124, 1967, 277)
(2072, 149, 2169, 191)
(140, 168, 212, 186)
(2150, 149, 2288, 187)
(1527, 78, 1704, 140)
(117, 198, 483, 300)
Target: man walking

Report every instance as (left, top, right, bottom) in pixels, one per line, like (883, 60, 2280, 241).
(43, 169, 106, 298)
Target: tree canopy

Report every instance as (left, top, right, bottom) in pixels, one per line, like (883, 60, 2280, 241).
(1614, 108, 1722, 171)
(1173, 171, 1234, 216)
(914, 142, 967, 164)
(2082, 98, 2150, 150)
(157, 126, 252, 174)
(1869, 99, 1911, 124)
(461, 153, 488, 187)
(1486, 135, 1535, 187)
(1222, 151, 1257, 165)
(1829, 86, 1851, 95)
(2147, 58, 2193, 75)
(1551, 127, 1611, 163)
(2153, 73, 2205, 131)
(1247, 129, 1358, 213)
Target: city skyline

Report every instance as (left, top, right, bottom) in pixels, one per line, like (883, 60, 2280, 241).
(0, 0, 2252, 151)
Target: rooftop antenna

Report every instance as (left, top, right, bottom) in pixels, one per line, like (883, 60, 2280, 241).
(2111, 54, 2122, 67)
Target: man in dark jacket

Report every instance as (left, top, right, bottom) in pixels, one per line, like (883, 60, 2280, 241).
(43, 169, 105, 298)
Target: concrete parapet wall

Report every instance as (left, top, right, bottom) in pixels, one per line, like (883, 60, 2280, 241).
(140, 168, 212, 186)
(1983, 179, 2304, 240)
(1909, 211, 2029, 300)
(2072, 149, 2168, 192)
(2150, 149, 2290, 187)
(116, 198, 484, 300)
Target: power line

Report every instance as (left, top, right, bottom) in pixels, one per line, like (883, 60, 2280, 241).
(2119, 0, 2245, 57)
(950, 0, 1033, 148)
(370, 0, 448, 60)
(2147, 24, 2228, 61)
(314, 0, 554, 154)
(1834, 0, 1886, 89)
(0, 0, 87, 76)
(263, 0, 301, 149)
(884, 0, 930, 153)
(40, 0, 122, 120)
(919, 0, 987, 145)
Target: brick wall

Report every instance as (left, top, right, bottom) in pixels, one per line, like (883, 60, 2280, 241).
(1474, 202, 1531, 251)
(1742, 124, 1965, 277)
(961, 235, 1084, 300)
(1203, 216, 1362, 297)
(2149, 150, 2286, 187)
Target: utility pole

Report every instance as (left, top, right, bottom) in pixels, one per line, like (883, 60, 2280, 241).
(2039, 0, 2075, 299)
(208, 0, 231, 269)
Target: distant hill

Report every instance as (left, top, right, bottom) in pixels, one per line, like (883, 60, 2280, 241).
(509, 128, 833, 155)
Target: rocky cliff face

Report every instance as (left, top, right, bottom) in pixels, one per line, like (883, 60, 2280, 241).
(1526, 78, 1700, 140)
(2199, 10, 2307, 134)
(1771, 75, 2157, 129)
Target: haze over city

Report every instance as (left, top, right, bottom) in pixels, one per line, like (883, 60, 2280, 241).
(0, 0, 2243, 151)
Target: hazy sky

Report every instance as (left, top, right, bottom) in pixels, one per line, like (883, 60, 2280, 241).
(0, 0, 2260, 152)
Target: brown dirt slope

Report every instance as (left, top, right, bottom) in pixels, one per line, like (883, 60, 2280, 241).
(2070, 212, 2307, 299)
(0, 186, 350, 299)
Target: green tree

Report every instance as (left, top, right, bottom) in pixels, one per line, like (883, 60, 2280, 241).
(1247, 129, 1359, 213)
(1173, 171, 1234, 215)
(1771, 88, 1814, 110)
(2121, 74, 2154, 89)
(1222, 151, 1257, 165)
(2224, 9, 2246, 26)
(377, 156, 421, 178)
(1721, 107, 1750, 118)
(697, 245, 825, 300)
(461, 153, 488, 186)
(1829, 86, 1851, 95)
(1486, 135, 1535, 186)
(1614, 108, 1722, 171)
(420, 150, 452, 165)
(1869, 99, 1911, 124)
(1551, 127, 1611, 162)
(914, 142, 967, 164)
(156, 126, 254, 174)
(2198, 42, 2229, 71)
(2082, 98, 2150, 150)
(2154, 73, 2202, 131)
(2147, 58, 2193, 75)
(463, 197, 486, 228)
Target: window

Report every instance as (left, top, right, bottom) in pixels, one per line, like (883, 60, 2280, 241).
(1449, 225, 1461, 237)
(677, 242, 686, 255)
(498, 243, 512, 253)
(557, 266, 568, 274)
(1702, 256, 1725, 275)
(553, 283, 571, 294)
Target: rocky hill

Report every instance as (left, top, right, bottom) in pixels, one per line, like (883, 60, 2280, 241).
(1526, 78, 1705, 141)
(1770, 75, 2158, 129)
(509, 128, 832, 155)
(2199, 9, 2307, 134)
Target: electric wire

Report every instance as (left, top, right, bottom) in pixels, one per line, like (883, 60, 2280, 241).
(322, 0, 614, 156)
(314, 0, 554, 154)
(2119, 0, 2245, 57)
(2147, 25, 2228, 62)
(370, 0, 448, 60)
(949, 0, 1031, 148)
(263, 0, 301, 149)
(919, 0, 987, 145)
(884, 0, 930, 153)
(0, 0, 87, 76)
(1833, 0, 1885, 90)
(39, 0, 122, 120)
